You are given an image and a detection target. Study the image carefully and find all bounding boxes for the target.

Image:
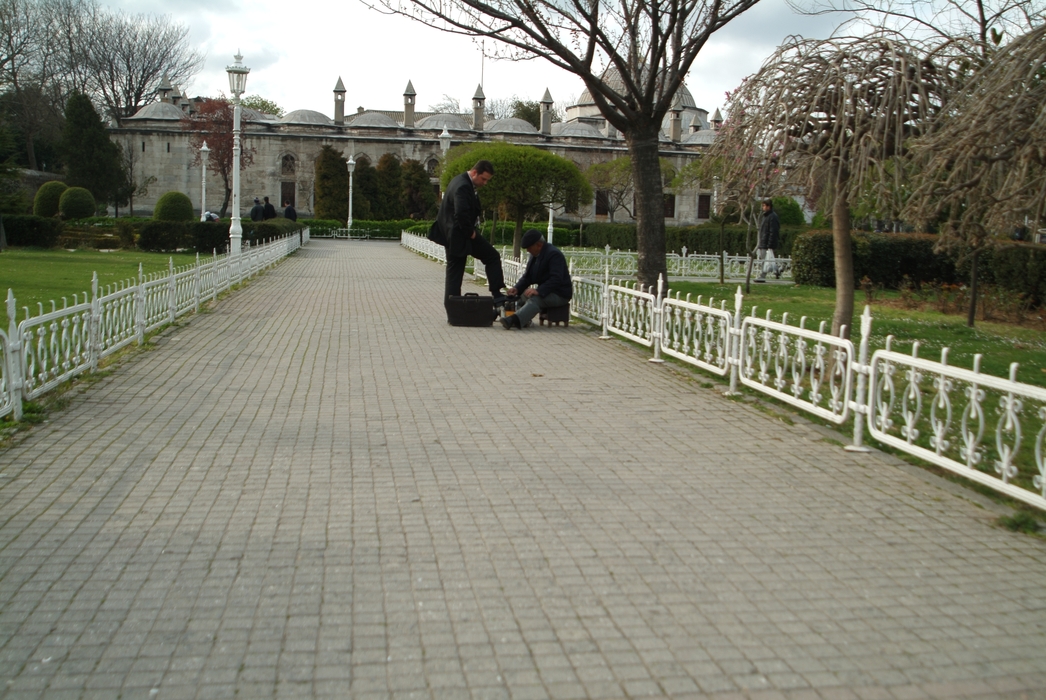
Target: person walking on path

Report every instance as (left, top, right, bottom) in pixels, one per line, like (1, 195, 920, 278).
(501, 229, 572, 329)
(755, 199, 780, 282)
(262, 196, 277, 220)
(250, 197, 264, 222)
(430, 160, 506, 312)
(284, 201, 297, 222)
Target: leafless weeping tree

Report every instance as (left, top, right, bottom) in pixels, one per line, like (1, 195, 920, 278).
(708, 33, 969, 337)
(369, 0, 766, 288)
(903, 23, 1046, 325)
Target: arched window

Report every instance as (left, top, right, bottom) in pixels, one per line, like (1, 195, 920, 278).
(281, 154, 296, 176)
(426, 158, 439, 176)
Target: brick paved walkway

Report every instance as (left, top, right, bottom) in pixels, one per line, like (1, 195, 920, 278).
(1, 239, 1044, 700)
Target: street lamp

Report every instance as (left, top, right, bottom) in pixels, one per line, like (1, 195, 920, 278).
(226, 52, 249, 254)
(546, 204, 554, 246)
(199, 141, 209, 222)
(347, 155, 355, 233)
(438, 127, 452, 155)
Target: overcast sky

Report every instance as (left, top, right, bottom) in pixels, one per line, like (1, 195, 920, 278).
(100, 0, 842, 119)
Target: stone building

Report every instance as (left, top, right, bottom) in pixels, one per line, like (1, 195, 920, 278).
(111, 75, 722, 223)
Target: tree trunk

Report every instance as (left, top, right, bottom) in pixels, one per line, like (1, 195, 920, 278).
(831, 191, 855, 339)
(219, 186, 231, 219)
(625, 126, 666, 289)
(719, 219, 726, 284)
(512, 215, 524, 261)
(966, 248, 979, 328)
(26, 136, 38, 172)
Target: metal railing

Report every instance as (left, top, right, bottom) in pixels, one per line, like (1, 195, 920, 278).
(402, 232, 1046, 511)
(1, 229, 309, 421)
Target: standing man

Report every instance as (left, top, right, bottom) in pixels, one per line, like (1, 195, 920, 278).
(755, 199, 780, 283)
(262, 196, 277, 220)
(432, 160, 506, 310)
(283, 200, 297, 222)
(250, 197, 264, 222)
(501, 229, 572, 330)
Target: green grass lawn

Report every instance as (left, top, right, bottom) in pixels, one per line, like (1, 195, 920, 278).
(668, 280, 1046, 389)
(1, 248, 200, 329)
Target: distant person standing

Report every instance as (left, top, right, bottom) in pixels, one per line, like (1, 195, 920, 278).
(262, 196, 277, 220)
(250, 197, 264, 222)
(284, 201, 297, 222)
(755, 199, 780, 283)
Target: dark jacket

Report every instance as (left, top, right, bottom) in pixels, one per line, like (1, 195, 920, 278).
(758, 209, 780, 250)
(263, 201, 277, 220)
(250, 203, 264, 222)
(514, 242, 572, 300)
(434, 172, 482, 258)
(284, 205, 297, 222)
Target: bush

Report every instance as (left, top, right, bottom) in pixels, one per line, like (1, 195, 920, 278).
(792, 231, 957, 288)
(241, 219, 301, 246)
(772, 197, 806, 226)
(1, 214, 62, 247)
(138, 221, 188, 251)
(188, 221, 230, 254)
(58, 187, 96, 220)
(33, 181, 68, 217)
(153, 191, 195, 222)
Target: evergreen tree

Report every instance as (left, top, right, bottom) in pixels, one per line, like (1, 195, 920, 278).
(313, 145, 348, 222)
(374, 153, 404, 220)
(353, 158, 377, 221)
(401, 159, 436, 219)
(61, 93, 124, 208)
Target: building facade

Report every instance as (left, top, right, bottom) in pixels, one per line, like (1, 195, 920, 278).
(112, 76, 722, 224)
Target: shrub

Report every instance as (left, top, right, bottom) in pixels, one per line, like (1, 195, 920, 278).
(58, 187, 96, 220)
(1, 214, 62, 247)
(138, 221, 188, 251)
(189, 221, 230, 254)
(241, 219, 300, 246)
(33, 181, 68, 217)
(772, 197, 806, 226)
(153, 191, 194, 222)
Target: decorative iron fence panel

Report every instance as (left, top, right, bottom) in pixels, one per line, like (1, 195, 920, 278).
(0, 328, 15, 419)
(661, 295, 734, 377)
(20, 302, 94, 399)
(606, 283, 656, 347)
(97, 286, 138, 357)
(570, 278, 604, 326)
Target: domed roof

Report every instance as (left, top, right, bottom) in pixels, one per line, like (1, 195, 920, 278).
(575, 67, 698, 110)
(242, 106, 277, 122)
(127, 101, 186, 120)
(483, 117, 538, 134)
(349, 111, 399, 127)
(684, 129, 718, 145)
(552, 121, 603, 138)
(279, 109, 332, 125)
(416, 113, 470, 130)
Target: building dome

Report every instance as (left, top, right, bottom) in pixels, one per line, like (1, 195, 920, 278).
(242, 107, 278, 122)
(552, 121, 603, 138)
(684, 129, 717, 145)
(127, 101, 186, 120)
(484, 117, 538, 134)
(573, 68, 698, 110)
(279, 109, 333, 125)
(349, 111, 399, 127)
(416, 113, 470, 131)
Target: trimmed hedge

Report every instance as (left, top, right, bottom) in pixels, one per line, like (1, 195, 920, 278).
(792, 230, 1046, 305)
(33, 181, 67, 217)
(241, 219, 301, 246)
(154, 191, 194, 222)
(1, 214, 62, 247)
(137, 221, 186, 252)
(59, 187, 96, 220)
(540, 221, 804, 255)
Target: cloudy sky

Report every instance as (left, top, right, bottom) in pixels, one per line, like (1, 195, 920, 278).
(100, 0, 842, 118)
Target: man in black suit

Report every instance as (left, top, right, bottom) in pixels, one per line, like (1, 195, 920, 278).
(431, 159, 506, 308)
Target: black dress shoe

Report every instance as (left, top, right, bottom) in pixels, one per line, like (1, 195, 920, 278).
(499, 315, 520, 330)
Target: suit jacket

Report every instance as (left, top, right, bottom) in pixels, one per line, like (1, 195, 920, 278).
(435, 172, 481, 258)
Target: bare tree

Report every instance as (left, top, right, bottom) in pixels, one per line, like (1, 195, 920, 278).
(904, 23, 1046, 325)
(88, 10, 202, 123)
(369, 0, 766, 288)
(709, 33, 967, 336)
(428, 94, 462, 113)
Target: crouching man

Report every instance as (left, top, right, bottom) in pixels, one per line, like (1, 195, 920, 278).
(501, 228, 572, 330)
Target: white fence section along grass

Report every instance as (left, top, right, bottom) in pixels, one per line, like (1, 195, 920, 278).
(401, 230, 1046, 511)
(0, 230, 309, 422)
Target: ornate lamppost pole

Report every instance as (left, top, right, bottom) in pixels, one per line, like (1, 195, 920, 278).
(226, 52, 249, 254)
(546, 204, 554, 246)
(347, 155, 355, 234)
(199, 141, 209, 221)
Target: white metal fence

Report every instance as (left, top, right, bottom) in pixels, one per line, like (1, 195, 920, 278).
(402, 230, 1046, 511)
(0, 230, 309, 422)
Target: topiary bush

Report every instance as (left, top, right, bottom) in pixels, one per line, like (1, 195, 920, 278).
(153, 191, 194, 222)
(33, 181, 68, 217)
(58, 186, 96, 220)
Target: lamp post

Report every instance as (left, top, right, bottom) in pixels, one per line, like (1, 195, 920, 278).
(546, 204, 554, 246)
(347, 155, 355, 233)
(226, 52, 249, 254)
(438, 127, 452, 155)
(199, 141, 209, 222)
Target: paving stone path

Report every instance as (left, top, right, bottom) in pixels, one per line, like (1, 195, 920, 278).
(1, 239, 1044, 700)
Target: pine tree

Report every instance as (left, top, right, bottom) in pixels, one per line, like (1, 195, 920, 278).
(313, 145, 348, 222)
(374, 153, 404, 220)
(61, 94, 125, 208)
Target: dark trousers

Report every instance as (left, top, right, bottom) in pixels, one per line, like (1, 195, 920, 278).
(444, 234, 505, 302)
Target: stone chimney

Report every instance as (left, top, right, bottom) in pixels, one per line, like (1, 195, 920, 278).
(540, 88, 553, 135)
(472, 84, 485, 132)
(334, 77, 346, 125)
(669, 97, 682, 142)
(403, 80, 416, 128)
(158, 74, 173, 103)
(711, 108, 723, 131)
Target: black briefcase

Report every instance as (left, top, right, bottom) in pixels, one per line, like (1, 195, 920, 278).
(446, 293, 496, 327)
